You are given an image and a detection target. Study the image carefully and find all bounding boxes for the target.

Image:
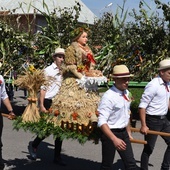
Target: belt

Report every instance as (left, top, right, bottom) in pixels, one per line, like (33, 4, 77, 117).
(146, 114, 166, 120)
(44, 99, 52, 102)
(111, 128, 126, 132)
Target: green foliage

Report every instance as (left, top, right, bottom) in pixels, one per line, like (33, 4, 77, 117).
(32, 1, 83, 64)
(0, 0, 170, 81)
(12, 114, 100, 144)
(94, 0, 169, 81)
(155, 0, 170, 24)
(0, 1, 86, 74)
(129, 88, 144, 119)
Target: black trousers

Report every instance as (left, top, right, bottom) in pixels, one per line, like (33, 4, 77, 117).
(141, 115, 170, 170)
(32, 99, 63, 158)
(100, 128, 137, 170)
(0, 113, 4, 167)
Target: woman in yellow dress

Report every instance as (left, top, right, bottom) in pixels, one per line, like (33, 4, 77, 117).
(51, 26, 107, 128)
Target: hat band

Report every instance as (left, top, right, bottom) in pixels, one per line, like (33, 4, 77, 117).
(113, 72, 130, 76)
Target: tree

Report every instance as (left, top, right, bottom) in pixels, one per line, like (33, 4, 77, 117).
(93, 0, 169, 81)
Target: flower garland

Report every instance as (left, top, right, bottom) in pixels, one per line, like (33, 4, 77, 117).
(70, 26, 90, 40)
(13, 113, 101, 144)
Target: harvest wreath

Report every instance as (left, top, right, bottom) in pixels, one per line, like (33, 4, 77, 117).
(12, 65, 102, 144)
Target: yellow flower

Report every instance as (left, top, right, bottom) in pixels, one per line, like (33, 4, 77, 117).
(77, 65, 85, 72)
(28, 64, 36, 72)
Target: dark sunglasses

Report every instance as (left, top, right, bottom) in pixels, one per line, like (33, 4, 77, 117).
(54, 54, 65, 58)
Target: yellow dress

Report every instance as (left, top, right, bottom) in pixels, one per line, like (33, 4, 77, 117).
(50, 42, 107, 127)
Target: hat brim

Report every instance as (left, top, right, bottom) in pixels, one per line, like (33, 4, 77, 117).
(53, 52, 65, 56)
(158, 66, 170, 70)
(112, 74, 134, 78)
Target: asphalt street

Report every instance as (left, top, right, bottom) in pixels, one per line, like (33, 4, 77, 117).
(1, 89, 167, 170)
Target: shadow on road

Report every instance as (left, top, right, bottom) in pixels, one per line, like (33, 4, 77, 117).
(2, 140, 128, 170)
(3, 141, 101, 170)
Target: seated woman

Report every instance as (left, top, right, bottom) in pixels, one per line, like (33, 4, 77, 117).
(50, 26, 107, 127)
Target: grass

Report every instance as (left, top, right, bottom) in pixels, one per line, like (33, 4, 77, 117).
(129, 88, 144, 120)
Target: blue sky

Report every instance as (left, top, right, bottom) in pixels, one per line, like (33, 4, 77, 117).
(82, 0, 169, 19)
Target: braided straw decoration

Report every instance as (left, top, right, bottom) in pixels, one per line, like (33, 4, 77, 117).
(50, 77, 100, 127)
(15, 69, 55, 123)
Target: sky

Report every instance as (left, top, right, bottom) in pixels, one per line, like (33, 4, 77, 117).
(82, 0, 170, 19)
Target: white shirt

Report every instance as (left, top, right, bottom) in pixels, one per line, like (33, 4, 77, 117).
(0, 75, 9, 108)
(97, 85, 131, 129)
(41, 63, 62, 99)
(139, 76, 169, 116)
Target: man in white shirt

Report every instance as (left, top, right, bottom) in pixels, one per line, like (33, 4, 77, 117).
(98, 65, 137, 170)
(139, 58, 170, 170)
(29, 47, 66, 166)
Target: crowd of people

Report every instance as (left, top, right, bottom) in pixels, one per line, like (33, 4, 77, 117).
(0, 26, 170, 170)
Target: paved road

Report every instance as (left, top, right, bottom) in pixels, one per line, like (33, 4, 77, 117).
(1, 90, 167, 170)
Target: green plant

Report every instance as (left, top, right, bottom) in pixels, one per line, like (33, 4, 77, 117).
(13, 114, 99, 145)
(129, 88, 144, 120)
(0, 1, 85, 74)
(93, 0, 169, 81)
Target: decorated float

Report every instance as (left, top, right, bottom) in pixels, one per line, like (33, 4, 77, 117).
(13, 64, 108, 144)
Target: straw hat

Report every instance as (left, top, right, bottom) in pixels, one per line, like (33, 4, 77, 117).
(158, 58, 170, 70)
(52, 48, 65, 56)
(112, 65, 133, 78)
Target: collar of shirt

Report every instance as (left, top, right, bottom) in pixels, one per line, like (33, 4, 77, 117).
(51, 63, 60, 74)
(157, 76, 170, 92)
(111, 85, 129, 99)
(157, 76, 165, 86)
(111, 85, 122, 94)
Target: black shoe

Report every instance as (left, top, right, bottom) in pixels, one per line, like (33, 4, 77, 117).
(28, 145, 37, 160)
(53, 157, 66, 166)
(0, 163, 4, 170)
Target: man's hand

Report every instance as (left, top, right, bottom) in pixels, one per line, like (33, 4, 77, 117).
(113, 137, 127, 151)
(128, 133, 134, 140)
(40, 106, 48, 113)
(140, 125, 149, 135)
(8, 112, 16, 120)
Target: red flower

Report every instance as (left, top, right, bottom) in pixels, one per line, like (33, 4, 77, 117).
(79, 27, 83, 32)
(54, 110, 60, 116)
(95, 111, 99, 117)
(48, 108, 53, 113)
(72, 112, 78, 120)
